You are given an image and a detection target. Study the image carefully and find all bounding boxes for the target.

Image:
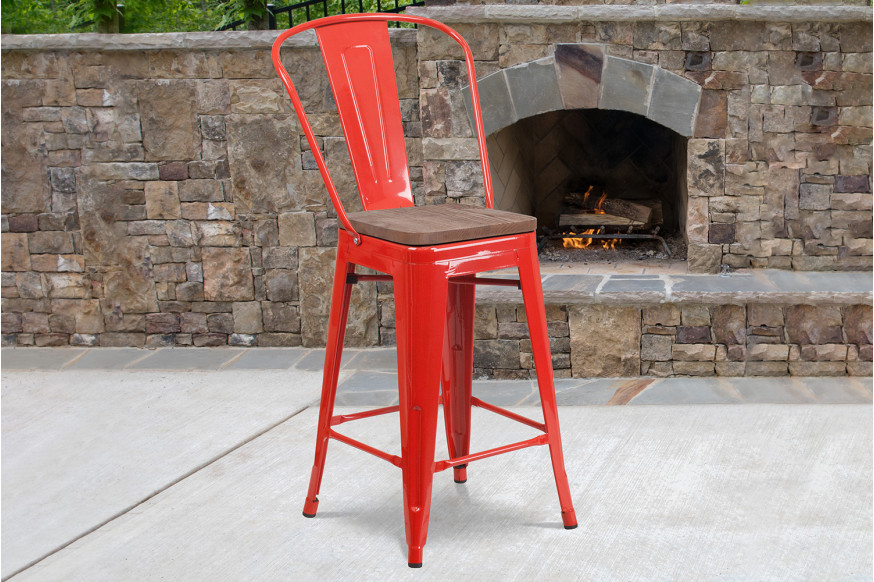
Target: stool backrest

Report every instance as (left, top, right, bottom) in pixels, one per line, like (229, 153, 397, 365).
(272, 14, 493, 244)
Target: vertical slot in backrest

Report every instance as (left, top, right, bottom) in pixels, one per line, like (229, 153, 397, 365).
(316, 21, 413, 211)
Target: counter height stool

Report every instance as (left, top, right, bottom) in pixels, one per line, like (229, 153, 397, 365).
(272, 13, 577, 567)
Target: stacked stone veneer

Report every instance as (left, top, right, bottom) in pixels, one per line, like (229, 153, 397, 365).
(416, 6, 873, 273)
(1, 31, 420, 349)
(470, 301, 872, 379)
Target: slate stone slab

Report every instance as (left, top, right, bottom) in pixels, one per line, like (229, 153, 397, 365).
(68, 348, 150, 369)
(295, 348, 359, 371)
(473, 379, 534, 406)
(540, 274, 602, 294)
(647, 67, 701, 137)
(554, 378, 618, 405)
(554, 44, 603, 110)
(599, 56, 654, 117)
(600, 277, 667, 294)
(1, 347, 85, 370)
(504, 56, 563, 121)
(344, 348, 399, 371)
(766, 270, 872, 294)
(629, 378, 743, 405)
(337, 370, 398, 393)
(805, 378, 873, 404)
(128, 348, 244, 370)
(463, 70, 517, 137)
(226, 347, 308, 370)
(671, 273, 765, 294)
(731, 377, 817, 404)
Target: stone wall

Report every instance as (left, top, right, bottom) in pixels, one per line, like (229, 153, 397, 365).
(471, 302, 872, 378)
(1, 30, 420, 348)
(2, 9, 872, 379)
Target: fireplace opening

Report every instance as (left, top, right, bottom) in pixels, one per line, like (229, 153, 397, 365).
(487, 109, 688, 264)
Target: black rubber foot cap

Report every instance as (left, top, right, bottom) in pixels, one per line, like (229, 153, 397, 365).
(454, 478, 467, 484)
(302, 511, 317, 518)
(408, 563, 423, 568)
(564, 524, 578, 530)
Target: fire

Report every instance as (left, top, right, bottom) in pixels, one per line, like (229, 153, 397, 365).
(595, 193, 607, 214)
(562, 228, 621, 250)
(563, 229, 596, 249)
(561, 187, 620, 250)
(580, 187, 607, 215)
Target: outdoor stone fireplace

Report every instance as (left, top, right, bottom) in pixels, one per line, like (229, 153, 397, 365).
(477, 46, 692, 247)
(1, 2, 871, 378)
(418, 7, 873, 273)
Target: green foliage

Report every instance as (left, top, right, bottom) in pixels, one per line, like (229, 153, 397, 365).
(69, 0, 118, 31)
(0, 0, 419, 34)
(123, 1, 224, 33)
(280, 0, 417, 29)
(218, 0, 268, 30)
(1, 0, 70, 34)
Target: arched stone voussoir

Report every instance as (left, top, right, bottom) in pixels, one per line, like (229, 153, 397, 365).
(463, 55, 562, 137)
(563, 43, 701, 137)
(464, 43, 701, 138)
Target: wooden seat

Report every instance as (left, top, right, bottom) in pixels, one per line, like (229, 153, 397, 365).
(347, 205, 537, 246)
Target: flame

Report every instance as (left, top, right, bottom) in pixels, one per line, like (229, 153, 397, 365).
(561, 187, 621, 250)
(602, 237, 618, 250)
(595, 193, 607, 214)
(563, 228, 596, 249)
(562, 227, 622, 251)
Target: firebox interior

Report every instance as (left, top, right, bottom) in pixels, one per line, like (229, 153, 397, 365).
(487, 108, 688, 259)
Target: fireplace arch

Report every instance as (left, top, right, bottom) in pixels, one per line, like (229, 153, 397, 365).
(463, 44, 702, 139)
(463, 46, 700, 258)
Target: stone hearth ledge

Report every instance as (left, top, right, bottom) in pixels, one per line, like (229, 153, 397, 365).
(407, 5, 872, 24)
(0, 28, 417, 51)
(475, 269, 872, 306)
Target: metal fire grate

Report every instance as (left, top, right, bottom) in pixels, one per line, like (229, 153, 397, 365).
(539, 225, 672, 256)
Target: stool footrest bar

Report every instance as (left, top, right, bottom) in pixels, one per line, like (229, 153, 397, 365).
(452, 276, 521, 289)
(329, 429, 403, 468)
(346, 273, 520, 289)
(331, 405, 400, 426)
(346, 273, 392, 284)
(471, 397, 547, 432)
(434, 435, 549, 472)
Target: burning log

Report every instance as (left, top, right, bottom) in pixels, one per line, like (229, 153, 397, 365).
(637, 200, 664, 226)
(559, 213, 645, 228)
(600, 199, 652, 225)
(564, 186, 606, 211)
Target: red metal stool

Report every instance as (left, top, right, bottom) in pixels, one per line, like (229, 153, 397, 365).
(272, 13, 577, 567)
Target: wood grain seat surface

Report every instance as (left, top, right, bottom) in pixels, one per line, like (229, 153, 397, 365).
(346, 204, 537, 246)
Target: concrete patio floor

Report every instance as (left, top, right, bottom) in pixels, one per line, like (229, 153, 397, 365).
(2, 347, 872, 581)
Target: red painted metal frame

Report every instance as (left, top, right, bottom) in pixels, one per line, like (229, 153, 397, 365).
(272, 14, 576, 568)
(327, 399, 548, 472)
(272, 12, 494, 246)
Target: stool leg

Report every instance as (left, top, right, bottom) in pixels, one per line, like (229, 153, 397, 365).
(517, 240, 578, 529)
(442, 280, 475, 484)
(302, 252, 356, 518)
(394, 263, 449, 567)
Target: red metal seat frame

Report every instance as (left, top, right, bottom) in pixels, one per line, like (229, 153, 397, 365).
(272, 13, 577, 568)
